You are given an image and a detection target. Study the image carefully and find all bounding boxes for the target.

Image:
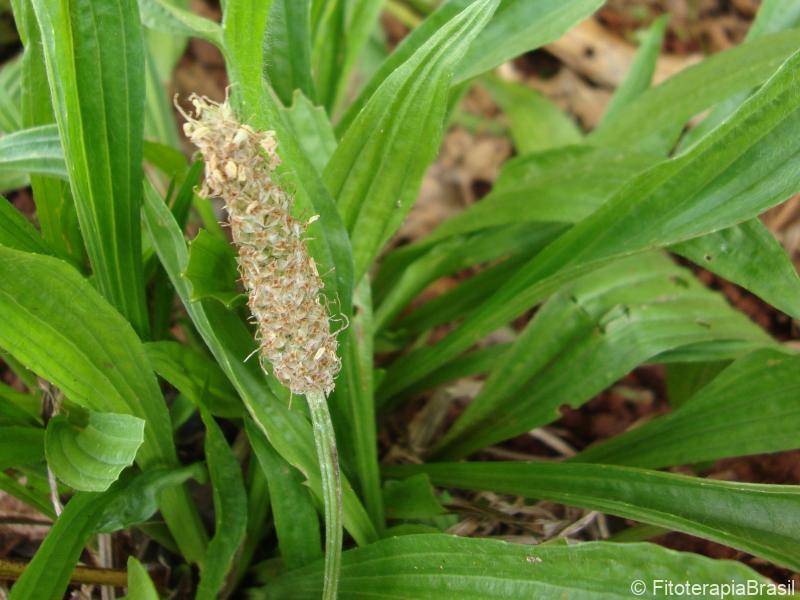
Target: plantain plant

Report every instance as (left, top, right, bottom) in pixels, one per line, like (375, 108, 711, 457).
(0, 0, 799, 598)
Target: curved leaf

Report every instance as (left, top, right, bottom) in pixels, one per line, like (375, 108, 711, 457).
(138, 0, 223, 47)
(45, 410, 144, 492)
(0, 124, 66, 179)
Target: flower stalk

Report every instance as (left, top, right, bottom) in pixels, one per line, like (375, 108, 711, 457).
(181, 94, 343, 598)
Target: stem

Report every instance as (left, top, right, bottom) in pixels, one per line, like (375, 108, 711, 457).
(306, 390, 342, 600)
(0, 559, 128, 588)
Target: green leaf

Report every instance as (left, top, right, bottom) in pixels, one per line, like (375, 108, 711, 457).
(386, 462, 800, 571)
(0, 124, 66, 179)
(383, 475, 445, 520)
(339, 0, 602, 133)
(222, 0, 272, 120)
(264, 0, 316, 106)
(15, 0, 78, 260)
(672, 219, 800, 320)
(184, 229, 246, 308)
(456, 0, 604, 82)
(600, 14, 668, 125)
(281, 91, 337, 174)
(0, 381, 41, 426)
(325, 0, 499, 281)
(247, 418, 323, 570)
(197, 410, 248, 600)
(45, 409, 145, 492)
(311, 0, 345, 112)
(0, 426, 44, 469)
(432, 253, 773, 457)
(253, 534, 770, 599)
(0, 245, 206, 561)
(574, 348, 800, 468)
(142, 181, 378, 546)
(9, 492, 115, 600)
(126, 557, 160, 600)
(374, 223, 564, 332)
(481, 76, 581, 155)
(0, 56, 22, 134)
(32, 0, 150, 336)
(145, 340, 243, 418)
(330, 277, 384, 529)
(591, 29, 800, 154)
(96, 463, 205, 533)
(0, 194, 54, 255)
(420, 145, 657, 244)
(138, 0, 223, 47)
(380, 48, 800, 400)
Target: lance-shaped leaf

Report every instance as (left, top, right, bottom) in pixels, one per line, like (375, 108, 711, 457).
(433, 253, 773, 457)
(324, 0, 498, 281)
(0, 124, 66, 179)
(574, 348, 800, 468)
(253, 534, 770, 600)
(31, 0, 150, 336)
(385, 462, 800, 571)
(380, 48, 800, 400)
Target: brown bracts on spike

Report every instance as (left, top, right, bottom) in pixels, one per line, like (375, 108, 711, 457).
(179, 94, 341, 395)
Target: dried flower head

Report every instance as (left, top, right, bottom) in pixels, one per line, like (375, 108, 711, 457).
(178, 94, 341, 395)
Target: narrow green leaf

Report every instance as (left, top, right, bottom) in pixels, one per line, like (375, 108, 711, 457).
(0, 124, 66, 179)
(184, 229, 246, 308)
(601, 14, 668, 125)
(0, 426, 44, 469)
(15, 0, 77, 259)
(126, 557, 160, 600)
(383, 475, 445, 520)
(481, 77, 581, 155)
(247, 418, 323, 570)
(254, 534, 770, 600)
(330, 277, 384, 529)
(591, 29, 800, 153)
(45, 409, 145, 492)
(96, 463, 205, 533)
(0, 194, 54, 255)
(325, 0, 499, 281)
(264, 0, 316, 106)
(32, 0, 150, 336)
(222, 0, 272, 120)
(9, 492, 114, 600)
(386, 462, 800, 571)
(381, 48, 800, 400)
(433, 253, 773, 457)
(456, 0, 605, 82)
(145, 340, 243, 418)
(197, 410, 247, 600)
(575, 348, 800, 468)
(0, 56, 22, 134)
(138, 0, 223, 47)
(673, 219, 800, 320)
(281, 91, 337, 174)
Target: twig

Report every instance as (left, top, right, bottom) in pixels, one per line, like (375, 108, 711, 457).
(0, 559, 128, 588)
